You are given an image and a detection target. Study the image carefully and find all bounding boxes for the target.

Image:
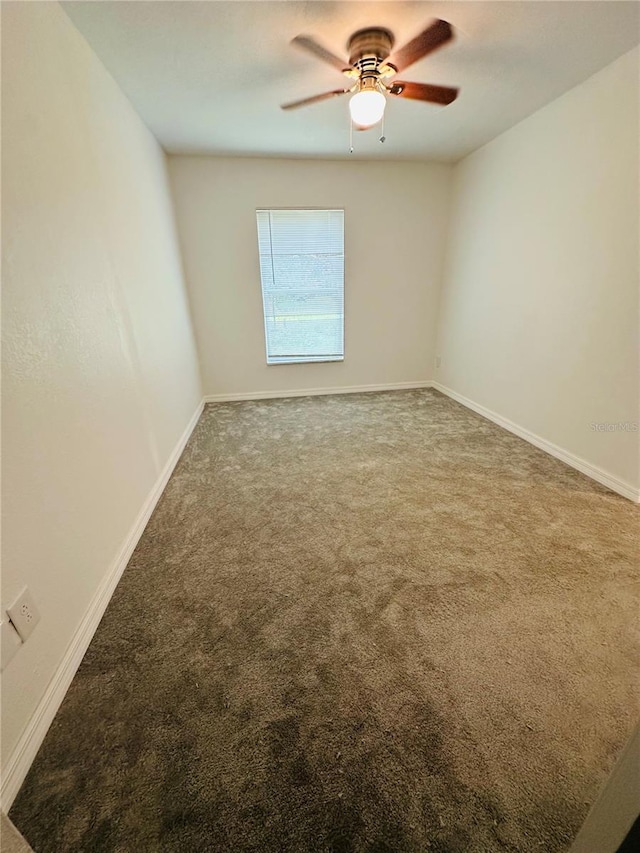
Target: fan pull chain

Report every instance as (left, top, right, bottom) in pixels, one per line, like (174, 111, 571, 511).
(347, 114, 385, 152)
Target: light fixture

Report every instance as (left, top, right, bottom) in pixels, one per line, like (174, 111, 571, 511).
(282, 21, 460, 145)
(349, 77, 386, 129)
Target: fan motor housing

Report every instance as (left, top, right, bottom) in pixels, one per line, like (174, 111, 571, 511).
(347, 27, 394, 66)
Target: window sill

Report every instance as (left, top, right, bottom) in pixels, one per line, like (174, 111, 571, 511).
(266, 356, 344, 365)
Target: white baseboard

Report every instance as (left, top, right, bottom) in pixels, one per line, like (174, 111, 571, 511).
(432, 382, 640, 503)
(0, 400, 205, 811)
(203, 380, 433, 404)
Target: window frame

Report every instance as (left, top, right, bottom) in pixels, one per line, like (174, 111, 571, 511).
(255, 207, 345, 366)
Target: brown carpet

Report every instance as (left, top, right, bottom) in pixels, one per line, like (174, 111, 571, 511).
(10, 389, 639, 852)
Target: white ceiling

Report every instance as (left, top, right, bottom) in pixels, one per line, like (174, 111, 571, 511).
(62, 1, 639, 162)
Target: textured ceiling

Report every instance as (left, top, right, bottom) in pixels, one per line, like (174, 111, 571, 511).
(62, 1, 639, 162)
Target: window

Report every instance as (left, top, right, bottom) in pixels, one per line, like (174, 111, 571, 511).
(256, 209, 344, 364)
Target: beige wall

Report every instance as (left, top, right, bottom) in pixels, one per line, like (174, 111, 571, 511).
(168, 156, 452, 396)
(435, 47, 640, 494)
(1, 1, 201, 776)
(570, 722, 640, 853)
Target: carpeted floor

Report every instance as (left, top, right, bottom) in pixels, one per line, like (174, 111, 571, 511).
(10, 390, 640, 852)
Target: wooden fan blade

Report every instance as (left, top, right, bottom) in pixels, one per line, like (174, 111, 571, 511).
(281, 89, 349, 110)
(388, 19, 453, 73)
(389, 81, 458, 105)
(291, 35, 350, 72)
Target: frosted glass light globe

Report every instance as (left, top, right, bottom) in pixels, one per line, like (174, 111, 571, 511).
(349, 90, 386, 129)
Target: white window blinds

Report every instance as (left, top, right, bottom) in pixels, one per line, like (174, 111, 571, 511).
(256, 209, 345, 364)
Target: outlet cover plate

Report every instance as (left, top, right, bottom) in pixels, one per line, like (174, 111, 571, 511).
(7, 587, 40, 641)
(1, 619, 22, 671)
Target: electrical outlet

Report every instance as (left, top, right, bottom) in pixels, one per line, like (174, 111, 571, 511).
(1, 619, 22, 671)
(435, 356, 441, 369)
(7, 587, 40, 642)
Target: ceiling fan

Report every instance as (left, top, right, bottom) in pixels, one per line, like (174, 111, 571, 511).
(281, 19, 459, 130)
